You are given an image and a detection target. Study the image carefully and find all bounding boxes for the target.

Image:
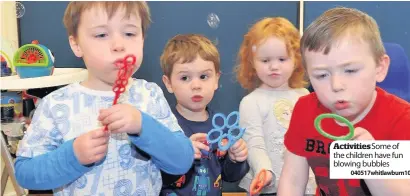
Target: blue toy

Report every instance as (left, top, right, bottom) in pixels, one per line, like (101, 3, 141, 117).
(205, 111, 245, 152)
(192, 165, 210, 196)
(13, 40, 55, 78)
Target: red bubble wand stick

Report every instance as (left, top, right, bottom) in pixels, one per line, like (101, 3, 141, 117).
(104, 54, 136, 131)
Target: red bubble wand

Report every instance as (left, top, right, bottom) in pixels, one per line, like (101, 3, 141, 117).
(250, 169, 267, 196)
(104, 54, 136, 131)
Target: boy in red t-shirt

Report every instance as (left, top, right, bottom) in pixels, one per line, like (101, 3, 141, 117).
(278, 7, 410, 196)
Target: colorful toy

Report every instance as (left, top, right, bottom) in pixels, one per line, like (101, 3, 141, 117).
(13, 40, 55, 78)
(1, 51, 12, 76)
(314, 113, 355, 140)
(206, 111, 245, 152)
(250, 169, 267, 196)
(1, 37, 18, 75)
(104, 54, 136, 131)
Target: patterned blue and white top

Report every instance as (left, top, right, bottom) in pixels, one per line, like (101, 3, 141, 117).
(15, 79, 194, 196)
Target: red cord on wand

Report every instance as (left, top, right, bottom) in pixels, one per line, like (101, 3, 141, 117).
(104, 54, 136, 131)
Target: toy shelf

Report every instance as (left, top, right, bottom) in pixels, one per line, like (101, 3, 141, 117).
(0, 68, 88, 196)
(0, 68, 88, 90)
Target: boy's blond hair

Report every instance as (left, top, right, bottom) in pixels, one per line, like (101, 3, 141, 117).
(235, 17, 307, 91)
(160, 34, 220, 78)
(63, 1, 151, 38)
(301, 7, 385, 66)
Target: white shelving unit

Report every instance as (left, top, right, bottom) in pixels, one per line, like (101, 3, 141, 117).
(0, 68, 88, 196)
(1, 68, 88, 91)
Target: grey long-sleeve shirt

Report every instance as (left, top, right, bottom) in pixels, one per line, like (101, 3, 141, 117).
(238, 87, 316, 194)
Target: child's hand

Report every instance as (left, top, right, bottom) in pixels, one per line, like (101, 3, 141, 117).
(98, 104, 142, 135)
(352, 127, 375, 140)
(73, 127, 110, 165)
(190, 133, 210, 159)
(228, 138, 248, 162)
(250, 170, 274, 192)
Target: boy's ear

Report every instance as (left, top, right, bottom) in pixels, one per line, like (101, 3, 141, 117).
(214, 71, 221, 90)
(162, 75, 174, 93)
(376, 54, 390, 83)
(69, 36, 83, 58)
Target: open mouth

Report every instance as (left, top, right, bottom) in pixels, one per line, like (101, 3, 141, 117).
(191, 95, 203, 102)
(334, 100, 349, 110)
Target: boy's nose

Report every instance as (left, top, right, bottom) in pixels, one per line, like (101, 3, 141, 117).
(191, 79, 202, 90)
(112, 43, 125, 52)
(113, 45, 125, 52)
(331, 75, 345, 92)
(111, 35, 126, 52)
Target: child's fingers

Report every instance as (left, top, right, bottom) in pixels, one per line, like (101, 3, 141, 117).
(232, 143, 247, 155)
(191, 141, 203, 159)
(98, 109, 111, 121)
(107, 120, 125, 133)
(236, 140, 247, 152)
(193, 141, 210, 151)
(229, 141, 240, 151)
(229, 139, 244, 152)
(250, 177, 262, 195)
(91, 127, 108, 139)
(233, 149, 248, 160)
(194, 152, 202, 159)
(192, 142, 201, 154)
(264, 171, 273, 186)
(93, 152, 107, 163)
(94, 144, 108, 155)
(235, 156, 247, 163)
(98, 106, 122, 121)
(228, 146, 247, 162)
(351, 127, 371, 140)
(190, 133, 208, 142)
(100, 112, 122, 126)
(93, 135, 110, 147)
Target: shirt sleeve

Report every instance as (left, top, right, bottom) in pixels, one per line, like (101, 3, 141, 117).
(129, 83, 194, 175)
(15, 97, 91, 190)
(221, 157, 250, 182)
(239, 96, 274, 177)
(284, 97, 309, 157)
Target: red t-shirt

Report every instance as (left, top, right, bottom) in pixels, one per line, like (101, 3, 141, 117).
(284, 87, 410, 196)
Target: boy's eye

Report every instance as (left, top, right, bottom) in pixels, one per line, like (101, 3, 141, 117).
(345, 69, 358, 74)
(94, 33, 107, 38)
(261, 59, 270, 63)
(180, 76, 189, 81)
(200, 74, 209, 80)
(125, 32, 136, 37)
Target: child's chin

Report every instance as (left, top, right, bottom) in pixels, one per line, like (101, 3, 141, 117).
(333, 110, 357, 120)
(189, 106, 207, 112)
(102, 79, 115, 87)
